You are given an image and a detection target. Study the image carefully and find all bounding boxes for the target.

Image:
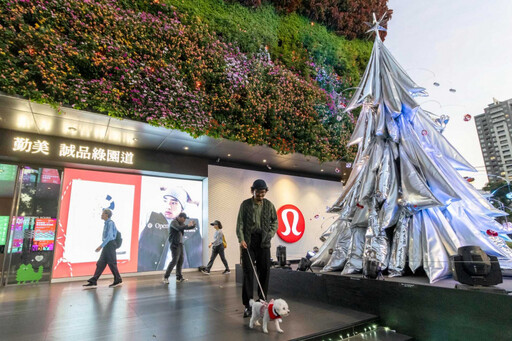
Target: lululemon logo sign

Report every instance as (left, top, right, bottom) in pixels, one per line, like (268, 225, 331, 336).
(277, 204, 305, 243)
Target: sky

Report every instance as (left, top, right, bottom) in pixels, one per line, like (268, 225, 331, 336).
(384, 0, 512, 188)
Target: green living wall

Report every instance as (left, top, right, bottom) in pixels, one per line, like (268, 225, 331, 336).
(0, 0, 390, 161)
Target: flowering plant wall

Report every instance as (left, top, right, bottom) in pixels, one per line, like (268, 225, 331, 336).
(0, 0, 362, 161)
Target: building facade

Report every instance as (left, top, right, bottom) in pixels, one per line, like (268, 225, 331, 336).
(475, 98, 512, 180)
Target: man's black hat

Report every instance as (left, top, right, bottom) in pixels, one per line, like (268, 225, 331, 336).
(251, 179, 268, 191)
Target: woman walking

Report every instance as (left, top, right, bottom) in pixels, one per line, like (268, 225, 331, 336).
(201, 220, 230, 274)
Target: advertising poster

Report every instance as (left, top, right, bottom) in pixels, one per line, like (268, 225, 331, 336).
(52, 168, 141, 278)
(138, 176, 203, 271)
(0, 164, 17, 181)
(32, 218, 56, 251)
(0, 216, 9, 245)
(41, 168, 61, 184)
(10, 216, 35, 253)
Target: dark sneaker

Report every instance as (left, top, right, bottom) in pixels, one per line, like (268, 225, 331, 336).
(109, 280, 123, 288)
(83, 282, 97, 289)
(243, 307, 252, 318)
(201, 269, 210, 275)
(222, 269, 231, 274)
(176, 277, 188, 283)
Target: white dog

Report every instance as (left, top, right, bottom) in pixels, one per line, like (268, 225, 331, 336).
(249, 298, 290, 334)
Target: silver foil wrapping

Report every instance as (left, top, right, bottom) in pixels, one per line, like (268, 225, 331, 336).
(322, 220, 352, 272)
(388, 211, 410, 277)
(377, 142, 399, 228)
(341, 227, 367, 274)
(408, 213, 423, 273)
(310, 218, 343, 268)
(362, 198, 390, 270)
(420, 210, 451, 282)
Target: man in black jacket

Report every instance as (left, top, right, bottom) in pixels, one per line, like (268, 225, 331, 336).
(163, 212, 196, 284)
(236, 179, 278, 317)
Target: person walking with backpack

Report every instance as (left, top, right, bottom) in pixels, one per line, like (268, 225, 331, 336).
(163, 212, 196, 284)
(83, 208, 122, 289)
(201, 220, 230, 275)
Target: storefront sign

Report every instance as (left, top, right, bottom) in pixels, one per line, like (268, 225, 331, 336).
(277, 204, 305, 243)
(12, 137, 50, 155)
(12, 137, 134, 165)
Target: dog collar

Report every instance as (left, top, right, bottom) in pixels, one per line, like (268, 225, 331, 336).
(268, 302, 280, 320)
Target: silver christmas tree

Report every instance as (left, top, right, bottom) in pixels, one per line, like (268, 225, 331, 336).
(312, 14, 512, 282)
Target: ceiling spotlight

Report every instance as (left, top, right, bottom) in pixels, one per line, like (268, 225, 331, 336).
(227, 154, 231, 157)
(320, 169, 324, 172)
(263, 159, 267, 163)
(266, 164, 272, 170)
(433, 82, 440, 87)
(183, 146, 189, 150)
(0, 169, 4, 173)
(449, 88, 456, 93)
(216, 157, 220, 163)
(132, 138, 138, 142)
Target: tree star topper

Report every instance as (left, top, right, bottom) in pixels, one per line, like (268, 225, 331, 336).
(365, 12, 388, 38)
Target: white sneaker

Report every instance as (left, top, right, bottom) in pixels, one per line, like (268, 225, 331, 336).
(163, 278, 169, 284)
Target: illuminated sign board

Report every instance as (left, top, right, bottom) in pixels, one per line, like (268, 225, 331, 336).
(12, 137, 134, 165)
(0, 216, 9, 246)
(0, 164, 17, 181)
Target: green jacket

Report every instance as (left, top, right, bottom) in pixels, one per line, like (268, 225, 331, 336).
(236, 198, 278, 248)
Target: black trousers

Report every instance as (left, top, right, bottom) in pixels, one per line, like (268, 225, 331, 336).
(89, 241, 121, 284)
(205, 244, 229, 271)
(241, 233, 270, 308)
(164, 244, 184, 279)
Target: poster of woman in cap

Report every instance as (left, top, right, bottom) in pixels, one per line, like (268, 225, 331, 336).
(137, 176, 203, 272)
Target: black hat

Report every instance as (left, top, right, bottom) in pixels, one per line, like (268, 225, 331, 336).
(210, 220, 222, 229)
(178, 212, 188, 219)
(251, 179, 268, 191)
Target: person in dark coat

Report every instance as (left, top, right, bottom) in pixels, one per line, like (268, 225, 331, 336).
(236, 179, 278, 318)
(163, 212, 196, 283)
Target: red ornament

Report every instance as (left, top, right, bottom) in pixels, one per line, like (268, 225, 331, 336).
(464, 114, 472, 122)
(486, 229, 498, 237)
(356, 203, 364, 209)
(464, 177, 475, 183)
(421, 130, 428, 136)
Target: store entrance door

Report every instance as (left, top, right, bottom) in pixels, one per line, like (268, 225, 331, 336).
(0, 164, 18, 281)
(1, 166, 62, 285)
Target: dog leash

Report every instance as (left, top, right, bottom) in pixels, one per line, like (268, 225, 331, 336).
(245, 247, 267, 302)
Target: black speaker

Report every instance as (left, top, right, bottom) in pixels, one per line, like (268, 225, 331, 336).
(276, 246, 287, 267)
(297, 257, 313, 272)
(450, 246, 502, 286)
(363, 260, 381, 279)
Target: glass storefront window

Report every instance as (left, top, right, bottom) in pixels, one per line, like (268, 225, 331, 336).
(2, 166, 61, 285)
(0, 164, 18, 279)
